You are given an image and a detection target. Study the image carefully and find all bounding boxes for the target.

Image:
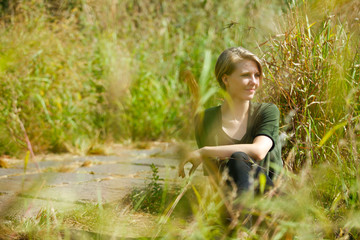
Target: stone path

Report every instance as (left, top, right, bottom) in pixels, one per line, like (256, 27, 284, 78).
(0, 142, 205, 219)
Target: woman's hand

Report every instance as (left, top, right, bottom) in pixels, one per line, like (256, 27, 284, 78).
(178, 148, 206, 178)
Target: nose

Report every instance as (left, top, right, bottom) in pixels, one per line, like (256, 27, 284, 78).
(250, 74, 258, 84)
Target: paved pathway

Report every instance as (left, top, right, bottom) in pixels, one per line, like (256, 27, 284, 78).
(0, 142, 205, 220)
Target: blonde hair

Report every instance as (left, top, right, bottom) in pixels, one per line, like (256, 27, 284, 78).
(214, 47, 263, 90)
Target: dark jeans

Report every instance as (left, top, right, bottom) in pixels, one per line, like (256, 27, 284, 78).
(217, 151, 275, 230)
(220, 151, 274, 196)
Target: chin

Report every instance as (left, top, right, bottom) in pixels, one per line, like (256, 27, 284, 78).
(244, 94, 255, 100)
(231, 92, 255, 101)
(234, 96, 254, 102)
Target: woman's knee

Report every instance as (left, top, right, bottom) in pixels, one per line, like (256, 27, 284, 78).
(230, 151, 251, 161)
(227, 151, 252, 169)
(226, 152, 252, 173)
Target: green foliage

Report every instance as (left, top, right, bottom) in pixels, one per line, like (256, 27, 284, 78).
(0, 0, 290, 156)
(259, 3, 360, 171)
(127, 163, 180, 215)
(0, 0, 360, 239)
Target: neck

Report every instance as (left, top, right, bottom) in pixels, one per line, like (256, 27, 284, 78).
(221, 98, 250, 121)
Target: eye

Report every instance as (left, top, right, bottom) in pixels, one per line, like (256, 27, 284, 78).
(255, 73, 261, 78)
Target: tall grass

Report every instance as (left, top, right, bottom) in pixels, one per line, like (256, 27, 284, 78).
(0, 0, 290, 156)
(1, 0, 360, 239)
(259, 1, 359, 173)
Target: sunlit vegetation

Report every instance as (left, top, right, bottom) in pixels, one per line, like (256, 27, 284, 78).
(0, 0, 359, 239)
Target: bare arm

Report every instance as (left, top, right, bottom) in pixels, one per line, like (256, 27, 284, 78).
(178, 135, 273, 178)
(200, 135, 273, 162)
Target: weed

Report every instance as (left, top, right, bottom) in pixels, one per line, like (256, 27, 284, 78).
(126, 163, 167, 214)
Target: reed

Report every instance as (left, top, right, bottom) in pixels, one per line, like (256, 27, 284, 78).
(0, 0, 359, 239)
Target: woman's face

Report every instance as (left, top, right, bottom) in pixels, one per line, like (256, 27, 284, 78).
(222, 59, 261, 101)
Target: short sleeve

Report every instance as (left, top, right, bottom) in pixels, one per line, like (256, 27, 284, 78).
(253, 103, 280, 152)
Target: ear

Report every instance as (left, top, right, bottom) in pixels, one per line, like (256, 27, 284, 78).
(222, 74, 228, 87)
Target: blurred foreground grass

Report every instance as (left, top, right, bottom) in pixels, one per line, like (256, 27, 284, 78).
(0, 0, 359, 239)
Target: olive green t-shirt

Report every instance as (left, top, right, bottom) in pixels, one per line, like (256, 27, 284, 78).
(194, 100, 283, 181)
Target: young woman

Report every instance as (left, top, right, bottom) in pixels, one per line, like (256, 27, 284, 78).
(178, 46, 283, 197)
